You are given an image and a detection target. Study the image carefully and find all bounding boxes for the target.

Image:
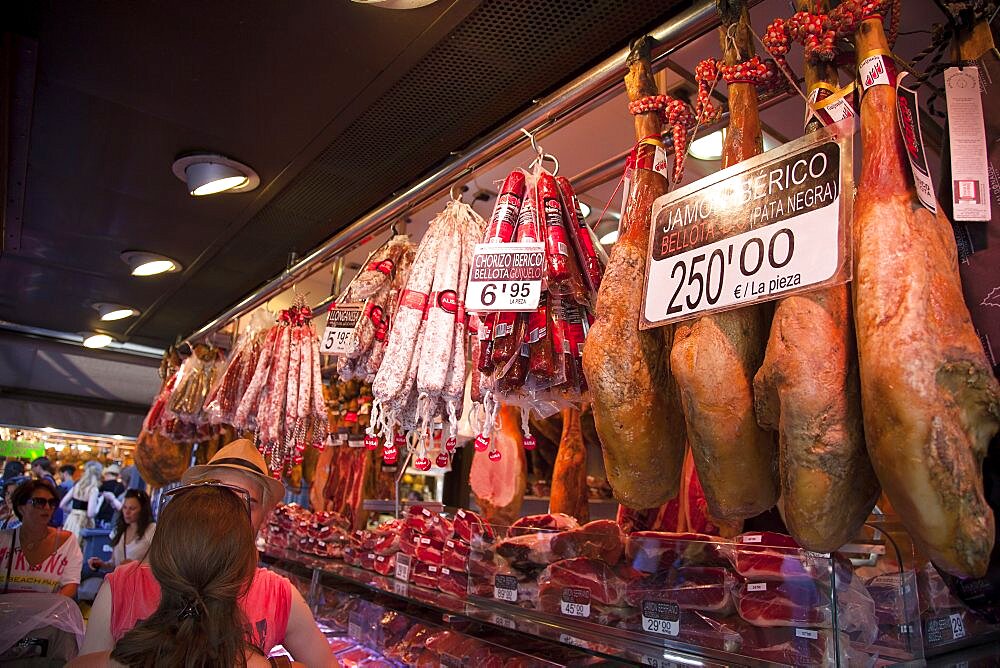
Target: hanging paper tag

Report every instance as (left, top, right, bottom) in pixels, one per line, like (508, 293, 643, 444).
(474, 434, 490, 452)
(363, 434, 378, 450)
(621, 152, 636, 217)
(944, 66, 992, 222)
(653, 143, 671, 182)
(859, 52, 896, 92)
(522, 435, 537, 451)
(465, 242, 545, 312)
(810, 83, 857, 128)
(896, 72, 937, 213)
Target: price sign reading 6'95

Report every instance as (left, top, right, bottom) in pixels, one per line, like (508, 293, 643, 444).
(465, 242, 545, 312)
(640, 120, 853, 328)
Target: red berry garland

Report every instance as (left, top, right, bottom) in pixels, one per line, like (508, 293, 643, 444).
(627, 94, 696, 183)
(762, 0, 899, 65)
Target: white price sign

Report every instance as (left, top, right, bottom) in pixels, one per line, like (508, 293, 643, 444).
(490, 613, 516, 630)
(320, 303, 364, 354)
(559, 587, 591, 618)
(394, 553, 411, 582)
(641, 600, 680, 637)
(641, 124, 853, 328)
(465, 242, 545, 312)
(493, 574, 518, 602)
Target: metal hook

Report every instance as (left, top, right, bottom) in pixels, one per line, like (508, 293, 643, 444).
(450, 183, 468, 201)
(520, 127, 542, 156)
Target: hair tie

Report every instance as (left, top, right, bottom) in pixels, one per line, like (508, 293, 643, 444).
(177, 596, 203, 621)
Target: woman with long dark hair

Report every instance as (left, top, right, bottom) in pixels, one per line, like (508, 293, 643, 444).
(70, 483, 307, 667)
(87, 489, 155, 572)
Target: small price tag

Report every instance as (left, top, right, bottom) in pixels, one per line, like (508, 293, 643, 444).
(795, 628, 819, 640)
(944, 66, 992, 222)
(559, 633, 588, 649)
(560, 587, 591, 618)
(641, 600, 680, 637)
(950, 613, 967, 640)
(747, 582, 767, 592)
(741, 534, 763, 544)
(465, 242, 545, 312)
(493, 574, 518, 602)
(320, 303, 364, 354)
(394, 553, 411, 582)
(490, 613, 516, 630)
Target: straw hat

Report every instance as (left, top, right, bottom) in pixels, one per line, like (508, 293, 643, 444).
(181, 439, 284, 507)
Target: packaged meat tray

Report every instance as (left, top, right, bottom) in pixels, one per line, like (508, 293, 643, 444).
(625, 531, 727, 573)
(625, 566, 735, 613)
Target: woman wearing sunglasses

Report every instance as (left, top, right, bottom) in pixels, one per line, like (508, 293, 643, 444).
(88, 489, 156, 572)
(0, 479, 82, 597)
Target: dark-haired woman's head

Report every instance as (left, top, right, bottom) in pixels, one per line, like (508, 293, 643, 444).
(111, 489, 153, 547)
(10, 478, 59, 528)
(110, 485, 257, 668)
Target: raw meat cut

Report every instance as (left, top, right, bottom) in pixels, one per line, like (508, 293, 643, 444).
(471, 405, 527, 526)
(736, 623, 839, 665)
(670, 3, 778, 523)
(548, 408, 589, 523)
(625, 531, 726, 573)
(507, 513, 579, 537)
(437, 567, 469, 599)
(852, 16, 999, 577)
(414, 536, 445, 565)
(753, 0, 878, 553)
(550, 519, 626, 564)
(453, 508, 495, 544)
(735, 580, 831, 627)
(537, 557, 630, 608)
(495, 533, 559, 570)
(625, 566, 735, 613)
(443, 538, 471, 572)
(581, 36, 686, 509)
(725, 532, 827, 581)
(373, 553, 395, 576)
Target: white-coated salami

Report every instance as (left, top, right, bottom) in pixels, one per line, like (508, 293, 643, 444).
(234, 325, 278, 429)
(417, 208, 461, 397)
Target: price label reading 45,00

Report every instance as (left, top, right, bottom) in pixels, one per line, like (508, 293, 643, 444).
(465, 242, 545, 312)
(320, 303, 364, 354)
(641, 121, 853, 328)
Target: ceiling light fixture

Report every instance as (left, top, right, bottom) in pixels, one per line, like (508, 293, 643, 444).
(82, 333, 114, 349)
(688, 129, 726, 161)
(172, 153, 260, 196)
(599, 229, 619, 245)
(578, 201, 592, 218)
(41, 427, 58, 433)
(121, 251, 182, 276)
(93, 302, 140, 321)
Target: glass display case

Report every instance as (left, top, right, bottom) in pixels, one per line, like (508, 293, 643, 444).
(261, 505, 1000, 666)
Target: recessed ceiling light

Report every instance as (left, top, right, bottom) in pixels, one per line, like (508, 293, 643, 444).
(41, 427, 58, 433)
(351, 0, 441, 8)
(121, 251, 182, 277)
(93, 302, 140, 321)
(578, 201, 592, 218)
(599, 229, 619, 245)
(172, 153, 260, 196)
(83, 333, 114, 348)
(689, 129, 726, 161)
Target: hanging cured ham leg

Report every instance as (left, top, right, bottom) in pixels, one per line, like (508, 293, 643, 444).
(582, 36, 686, 510)
(670, 1, 778, 523)
(752, 0, 879, 553)
(549, 408, 589, 523)
(471, 405, 527, 527)
(852, 16, 999, 577)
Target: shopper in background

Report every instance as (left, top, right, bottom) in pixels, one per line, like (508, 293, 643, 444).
(58, 464, 76, 497)
(31, 456, 65, 527)
(2, 460, 25, 480)
(81, 441, 334, 666)
(118, 461, 146, 492)
(88, 489, 155, 572)
(60, 460, 102, 540)
(0, 479, 82, 596)
(0, 478, 25, 530)
(94, 464, 125, 527)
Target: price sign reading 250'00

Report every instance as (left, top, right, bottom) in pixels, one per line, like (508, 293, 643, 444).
(640, 122, 854, 329)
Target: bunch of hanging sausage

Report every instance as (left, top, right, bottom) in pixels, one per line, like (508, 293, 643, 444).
(230, 299, 330, 477)
(471, 168, 607, 412)
(367, 199, 486, 468)
(585, 1, 1000, 579)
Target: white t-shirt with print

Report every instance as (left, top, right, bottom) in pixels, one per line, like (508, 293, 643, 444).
(0, 529, 83, 593)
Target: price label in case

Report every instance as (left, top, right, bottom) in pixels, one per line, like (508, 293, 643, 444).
(560, 587, 591, 618)
(394, 553, 411, 582)
(558, 633, 588, 649)
(641, 600, 680, 637)
(795, 628, 819, 640)
(320, 303, 364, 354)
(490, 613, 516, 630)
(494, 574, 518, 602)
(641, 125, 852, 329)
(949, 613, 967, 640)
(465, 242, 545, 312)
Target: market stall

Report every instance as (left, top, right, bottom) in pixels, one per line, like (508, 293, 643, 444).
(11, 0, 998, 664)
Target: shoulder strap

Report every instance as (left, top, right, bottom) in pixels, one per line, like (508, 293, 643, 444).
(3, 529, 15, 594)
(268, 656, 292, 668)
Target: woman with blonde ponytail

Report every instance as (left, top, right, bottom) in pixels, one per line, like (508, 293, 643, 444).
(60, 460, 103, 541)
(69, 485, 309, 667)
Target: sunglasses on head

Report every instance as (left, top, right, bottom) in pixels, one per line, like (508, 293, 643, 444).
(160, 479, 252, 518)
(26, 497, 59, 509)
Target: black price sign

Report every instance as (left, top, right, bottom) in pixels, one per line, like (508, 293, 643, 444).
(641, 123, 853, 328)
(641, 600, 680, 637)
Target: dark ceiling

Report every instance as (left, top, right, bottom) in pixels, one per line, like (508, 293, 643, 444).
(1, 0, 691, 349)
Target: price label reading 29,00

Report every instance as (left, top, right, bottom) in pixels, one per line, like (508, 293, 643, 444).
(641, 128, 852, 329)
(465, 242, 545, 312)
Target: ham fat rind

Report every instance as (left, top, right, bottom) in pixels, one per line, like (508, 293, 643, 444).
(548, 408, 589, 523)
(581, 36, 686, 509)
(852, 18, 999, 577)
(670, 4, 778, 522)
(752, 0, 879, 552)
